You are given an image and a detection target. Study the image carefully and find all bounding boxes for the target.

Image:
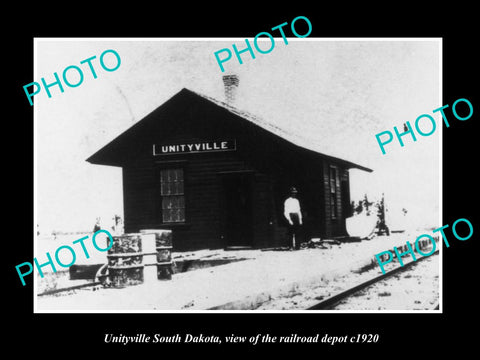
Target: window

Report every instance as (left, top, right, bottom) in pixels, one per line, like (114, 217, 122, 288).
(329, 166, 338, 219)
(160, 168, 185, 223)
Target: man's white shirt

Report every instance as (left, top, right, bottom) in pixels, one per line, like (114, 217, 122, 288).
(284, 197, 302, 223)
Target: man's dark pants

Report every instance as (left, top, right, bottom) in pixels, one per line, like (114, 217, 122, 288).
(288, 213, 301, 249)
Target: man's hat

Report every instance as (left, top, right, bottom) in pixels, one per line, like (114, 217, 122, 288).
(289, 187, 298, 193)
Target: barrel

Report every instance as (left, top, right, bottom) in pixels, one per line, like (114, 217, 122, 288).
(140, 229, 173, 280)
(107, 231, 173, 287)
(107, 233, 145, 287)
(106, 232, 159, 287)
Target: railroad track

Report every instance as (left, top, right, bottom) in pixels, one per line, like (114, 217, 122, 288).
(307, 250, 439, 310)
(37, 281, 102, 297)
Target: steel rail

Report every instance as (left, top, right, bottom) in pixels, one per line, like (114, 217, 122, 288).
(307, 250, 439, 310)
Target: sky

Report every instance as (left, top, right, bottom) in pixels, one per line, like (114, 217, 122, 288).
(35, 38, 441, 234)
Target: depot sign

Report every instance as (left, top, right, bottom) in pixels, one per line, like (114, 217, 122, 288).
(153, 140, 236, 156)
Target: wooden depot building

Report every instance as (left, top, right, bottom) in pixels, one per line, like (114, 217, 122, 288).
(87, 75, 372, 251)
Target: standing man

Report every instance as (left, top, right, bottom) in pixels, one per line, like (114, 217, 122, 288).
(284, 187, 302, 250)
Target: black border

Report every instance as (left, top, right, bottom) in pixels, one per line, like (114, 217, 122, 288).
(8, 6, 479, 355)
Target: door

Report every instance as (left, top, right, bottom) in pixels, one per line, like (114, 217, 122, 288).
(220, 172, 253, 247)
(340, 177, 351, 235)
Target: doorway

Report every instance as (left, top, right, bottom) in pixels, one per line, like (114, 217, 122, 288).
(219, 172, 254, 248)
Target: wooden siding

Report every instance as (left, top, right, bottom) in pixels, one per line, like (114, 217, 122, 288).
(111, 91, 355, 250)
(321, 161, 350, 238)
(123, 149, 352, 250)
(122, 149, 276, 251)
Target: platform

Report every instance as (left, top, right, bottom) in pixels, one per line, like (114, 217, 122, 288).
(35, 230, 437, 312)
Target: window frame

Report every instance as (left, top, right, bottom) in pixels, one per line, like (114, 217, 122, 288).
(156, 161, 187, 224)
(329, 165, 339, 219)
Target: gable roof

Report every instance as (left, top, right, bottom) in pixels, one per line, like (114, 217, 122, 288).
(86, 88, 372, 172)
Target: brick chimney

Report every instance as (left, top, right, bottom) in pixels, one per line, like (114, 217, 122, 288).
(222, 74, 239, 105)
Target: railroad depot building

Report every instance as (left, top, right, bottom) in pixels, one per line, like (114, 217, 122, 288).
(87, 76, 372, 251)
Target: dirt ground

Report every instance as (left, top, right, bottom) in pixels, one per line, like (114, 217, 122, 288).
(35, 229, 440, 311)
